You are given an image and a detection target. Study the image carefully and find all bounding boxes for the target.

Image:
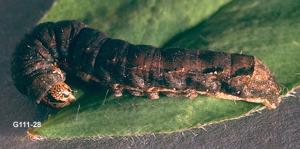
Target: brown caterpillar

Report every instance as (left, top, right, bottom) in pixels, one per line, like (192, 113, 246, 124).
(11, 20, 281, 109)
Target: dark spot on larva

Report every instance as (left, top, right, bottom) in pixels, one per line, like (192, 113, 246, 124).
(231, 67, 254, 77)
(202, 67, 223, 74)
(221, 81, 241, 96)
(198, 51, 216, 62)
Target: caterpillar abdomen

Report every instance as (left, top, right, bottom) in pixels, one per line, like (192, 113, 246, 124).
(11, 20, 281, 109)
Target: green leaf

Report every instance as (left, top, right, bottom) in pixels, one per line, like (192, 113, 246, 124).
(36, 92, 259, 137)
(33, 0, 300, 138)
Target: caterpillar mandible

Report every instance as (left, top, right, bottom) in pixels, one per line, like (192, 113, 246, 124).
(11, 20, 281, 109)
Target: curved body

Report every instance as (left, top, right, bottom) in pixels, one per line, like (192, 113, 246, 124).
(11, 20, 280, 109)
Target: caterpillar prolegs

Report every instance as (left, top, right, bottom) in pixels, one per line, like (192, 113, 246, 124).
(11, 20, 281, 109)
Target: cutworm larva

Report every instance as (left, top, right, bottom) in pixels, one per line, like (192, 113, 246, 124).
(11, 20, 281, 109)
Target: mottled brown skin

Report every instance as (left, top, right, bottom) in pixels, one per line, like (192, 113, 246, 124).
(12, 20, 85, 108)
(72, 29, 280, 109)
(12, 20, 281, 109)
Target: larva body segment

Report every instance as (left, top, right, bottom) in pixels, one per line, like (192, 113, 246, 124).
(11, 20, 281, 109)
(12, 20, 86, 108)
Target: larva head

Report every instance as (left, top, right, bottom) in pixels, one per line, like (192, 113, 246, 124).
(47, 82, 76, 108)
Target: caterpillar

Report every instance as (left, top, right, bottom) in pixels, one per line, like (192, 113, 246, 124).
(11, 20, 281, 109)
